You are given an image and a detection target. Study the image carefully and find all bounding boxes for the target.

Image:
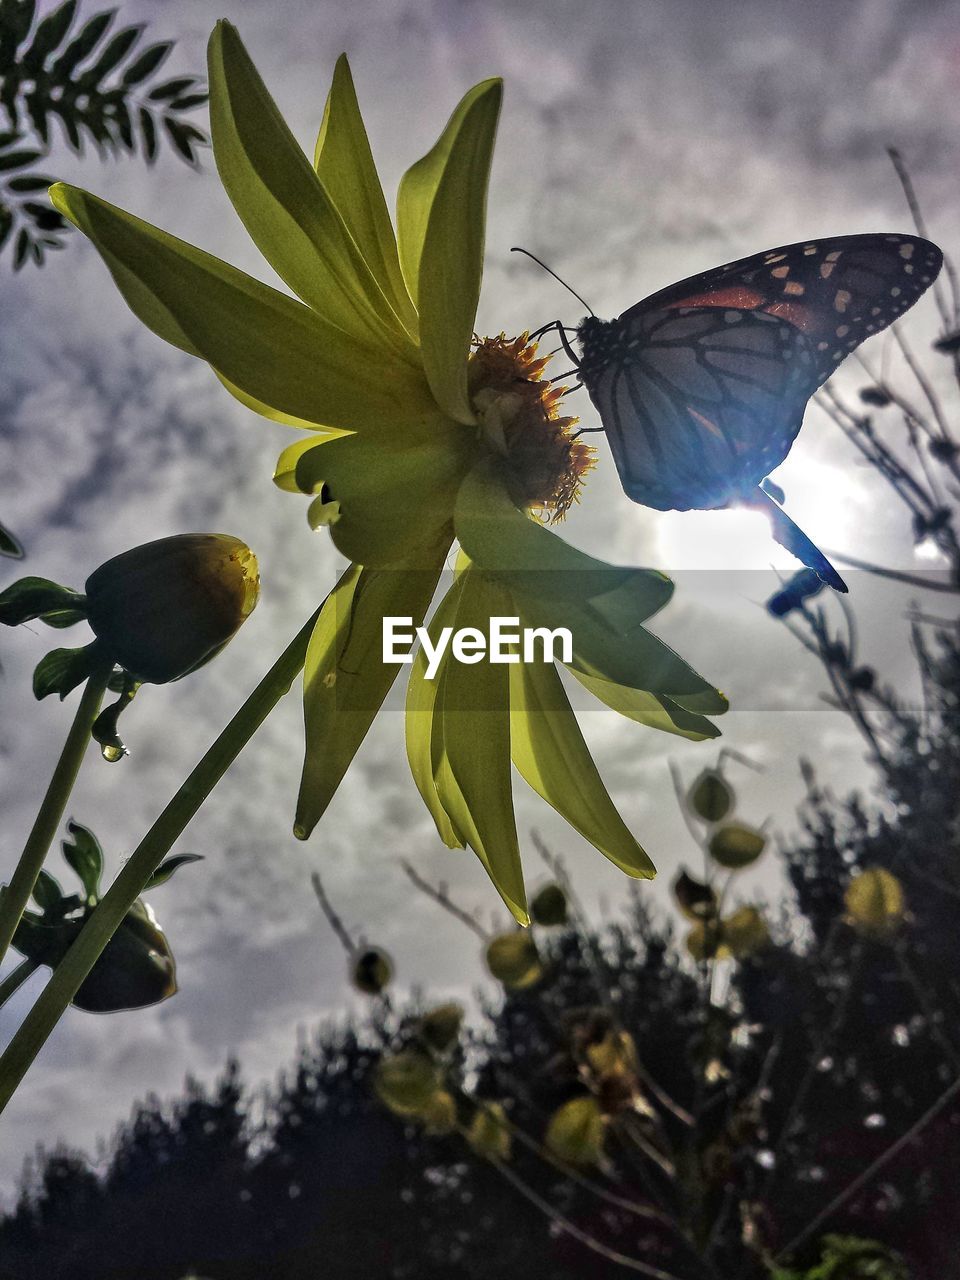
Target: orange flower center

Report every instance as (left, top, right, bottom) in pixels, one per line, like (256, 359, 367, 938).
(468, 333, 595, 520)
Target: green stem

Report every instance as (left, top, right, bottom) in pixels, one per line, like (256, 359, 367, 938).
(0, 959, 40, 1010)
(0, 605, 321, 1116)
(0, 663, 112, 967)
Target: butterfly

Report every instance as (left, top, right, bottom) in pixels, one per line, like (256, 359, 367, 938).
(541, 234, 943, 591)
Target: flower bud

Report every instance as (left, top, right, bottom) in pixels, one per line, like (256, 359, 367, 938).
(72, 900, 177, 1012)
(530, 883, 568, 927)
(85, 534, 259, 683)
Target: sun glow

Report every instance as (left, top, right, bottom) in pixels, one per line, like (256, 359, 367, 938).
(654, 465, 861, 576)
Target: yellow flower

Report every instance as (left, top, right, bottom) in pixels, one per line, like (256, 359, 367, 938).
(50, 23, 727, 922)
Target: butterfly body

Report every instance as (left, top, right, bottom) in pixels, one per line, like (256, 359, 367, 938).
(570, 233, 943, 588)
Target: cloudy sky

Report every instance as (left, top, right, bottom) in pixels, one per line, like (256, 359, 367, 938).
(2, 0, 960, 1197)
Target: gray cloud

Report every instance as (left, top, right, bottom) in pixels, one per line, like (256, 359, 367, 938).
(2, 0, 959, 1198)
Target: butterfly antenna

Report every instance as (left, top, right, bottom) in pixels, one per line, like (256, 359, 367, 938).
(511, 246, 595, 317)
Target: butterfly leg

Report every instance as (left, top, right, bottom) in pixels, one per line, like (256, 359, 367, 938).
(745, 486, 848, 593)
(570, 426, 605, 441)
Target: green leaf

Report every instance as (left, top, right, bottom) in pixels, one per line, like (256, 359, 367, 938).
(120, 40, 171, 86)
(293, 426, 470, 567)
(568, 668, 721, 741)
(52, 11, 115, 78)
(61, 821, 103, 900)
(162, 117, 204, 164)
(0, 148, 42, 171)
(142, 853, 203, 890)
(147, 76, 195, 102)
(0, 519, 24, 558)
(433, 568, 527, 922)
(294, 554, 445, 839)
(708, 822, 766, 869)
(78, 25, 141, 88)
(168, 92, 208, 112)
(32, 643, 99, 700)
(0, 576, 86, 626)
(6, 174, 55, 192)
(455, 459, 673, 626)
(314, 54, 418, 341)
(32, 867, 64, 911)
(137, 106, 157, 162)
(22, 0, 77, 72)
(510, 658, 655, 878)
(208, 22, 412, 354)
(50, 183, 437, 435)
(397, 78, 502, 423)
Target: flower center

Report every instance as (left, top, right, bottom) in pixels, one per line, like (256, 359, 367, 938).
(468, 334, 595, 520)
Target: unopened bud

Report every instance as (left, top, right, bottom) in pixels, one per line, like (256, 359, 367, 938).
(85, 534, 259, 683)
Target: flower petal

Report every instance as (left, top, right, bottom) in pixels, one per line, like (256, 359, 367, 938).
(294, 428, 470, 566)
(209, 23, 414, 355)
(428, 569, 528, 922)
(455, 459, 673, 626)
(405, 572, 468, 849)
(274, 435, 342, 493)
(51, 183, 435, 435)
(560, 607, 728, 710)
(295, 555, 445, 839)
(568, 669, 722, 741)
(314, 54, 418, 342)
(510, 659, 656, 878)
(396, 79, 502, 424)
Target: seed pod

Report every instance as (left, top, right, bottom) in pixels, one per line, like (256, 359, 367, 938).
(85, 534, 259, 683)
(688, 769, 734, 822)
(709, 823, 767, 869)
(545, 1096, 606, 1166)
(845, 866, 906, 937)
(467, 1102, 512, 1161)
(351, 946, 393, 995)
(418, 1002, 464, 1053)
(374, 1050, 440, 1117)
(420, 1090, 458, 1136)
(485, 932, 543, 990)
(530, 882, 568, 926)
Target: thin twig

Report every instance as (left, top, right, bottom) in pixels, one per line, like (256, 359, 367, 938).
(774, 1072, 960, 1262)
(464, 1094, 680, 1232)
(531, 831, 695, 1128)
(310, 872, 357, 957)
(400, 861, 490, 941)
(891, 325, 956, 446)
(473, 1138, 690, 1280)
(822, 550, 958, 593)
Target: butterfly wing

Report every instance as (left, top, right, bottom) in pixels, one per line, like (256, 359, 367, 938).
(581, 233, 943, 511)
(621, 232, 943, 388)
(588, 305, 816, 510)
